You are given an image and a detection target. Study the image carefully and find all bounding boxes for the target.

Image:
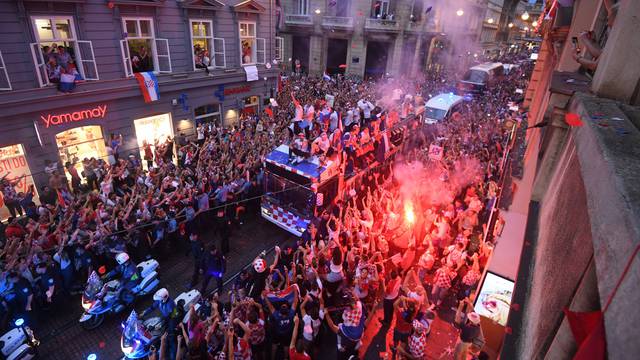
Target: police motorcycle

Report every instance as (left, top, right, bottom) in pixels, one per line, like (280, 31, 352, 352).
(120, 289, 202, 359)
(80, 253, 160, 330)
(0, 318, 39, 360)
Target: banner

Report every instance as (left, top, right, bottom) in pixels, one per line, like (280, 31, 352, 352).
(325, 94, 335, 108)
(428, 144, 444, 161)
(244, 65, 259, 82)
(265, 284, 299, 305)
(134, 72, 160, 103)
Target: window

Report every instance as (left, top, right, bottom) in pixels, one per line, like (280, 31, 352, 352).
(120, 17, 171, 77)
(0, 50, 11, 90)
(239, 22, 265, 65)
(275, 36, 284, 62)
(0, 145, 39, 221)
(190, 20, 226, 71)
(373, 0, 390, 18)
(297, 0, 309, 15)
(194, 104, 222, 125)
(29, 16, 99, 87)
(242, 95, 260, 114)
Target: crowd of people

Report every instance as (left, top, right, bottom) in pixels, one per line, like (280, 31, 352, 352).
(0, 50, 533, 359)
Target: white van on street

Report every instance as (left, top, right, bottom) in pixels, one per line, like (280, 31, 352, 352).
(423, 93, 464, 124)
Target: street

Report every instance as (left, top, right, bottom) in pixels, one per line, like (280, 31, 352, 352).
(36, 216, 292, 360)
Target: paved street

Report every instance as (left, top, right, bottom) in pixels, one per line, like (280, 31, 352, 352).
(37, 215, 293, 360)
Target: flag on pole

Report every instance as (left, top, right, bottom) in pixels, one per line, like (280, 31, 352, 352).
(265, 107, 274, 118)
(134, 72, 160, 103)
(323, 71, 332, 82)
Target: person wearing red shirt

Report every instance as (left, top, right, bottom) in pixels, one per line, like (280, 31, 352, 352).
(289, 315, 311, 360)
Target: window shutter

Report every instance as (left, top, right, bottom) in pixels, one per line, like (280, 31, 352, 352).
(213, 37, 226, 69)
(29, 43, 49, 87)
(119, 39, 133, 77)
(256, 38, 266, 64)
(155, 38, 172, 73)
(0, 50, 11, 90)
(77, 40, 100, 80)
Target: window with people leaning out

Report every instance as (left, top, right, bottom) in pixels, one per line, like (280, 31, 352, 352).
(120, 17, 171, 76)
(239, 22, 265, 65)
(191, 20, 226, 71)
(30, 16, 99, 88)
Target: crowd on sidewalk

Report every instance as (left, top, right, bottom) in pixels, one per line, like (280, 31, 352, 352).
(1, 51, 533, 359)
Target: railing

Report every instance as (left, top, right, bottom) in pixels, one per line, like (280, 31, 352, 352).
(284, 14, 313, 26)
(322, 16, 354, 29)
(365, 18, 400, 31)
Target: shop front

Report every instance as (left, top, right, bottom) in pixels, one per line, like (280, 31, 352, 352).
(55, 125, 107, 182)
(0, 144, 39, 220)
(133, 113, 175, 169)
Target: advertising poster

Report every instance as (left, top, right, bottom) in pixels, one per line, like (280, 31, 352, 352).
(0, 145, 39, 220)
(474, 272, 514, 326)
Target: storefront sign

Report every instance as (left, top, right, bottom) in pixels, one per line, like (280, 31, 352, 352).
(40, 105, 108, 128)
(224, 85, 251, 96)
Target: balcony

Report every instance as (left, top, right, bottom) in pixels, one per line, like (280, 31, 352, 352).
(365, 18, 400, 32)
(322, 16, 354, 30)
(284, 14, 313, 26)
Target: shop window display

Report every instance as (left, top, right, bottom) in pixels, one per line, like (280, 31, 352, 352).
(0, 145, 39, 220)
(194, 104, 221, 126)
(55, 126, 107, 185)
(133, 113, 175, 170)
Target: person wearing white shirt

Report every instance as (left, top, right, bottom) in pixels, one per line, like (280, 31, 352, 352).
(357, 99, 375, 121)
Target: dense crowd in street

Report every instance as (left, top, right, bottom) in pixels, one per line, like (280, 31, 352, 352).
(0, 51, 533, 359)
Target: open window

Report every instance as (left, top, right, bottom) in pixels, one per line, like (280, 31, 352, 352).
(29, 16, 99, 87)
(275, 36, 284, 62)
(191, 20, 226, 70)
(120, 17, 171, 77)
(0, 50, 12, 90)
(239, 21, 265, 65)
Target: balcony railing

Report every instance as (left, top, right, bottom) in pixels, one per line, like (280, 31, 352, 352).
(284, 14, 313, 26)
(365, 18, 400, 32)
(322, 16, 354, 29)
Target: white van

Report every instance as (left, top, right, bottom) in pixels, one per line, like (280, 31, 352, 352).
(423, 93, 464, 124)
(457, 62, 504, 93)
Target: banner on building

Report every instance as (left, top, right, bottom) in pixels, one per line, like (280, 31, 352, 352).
(428, 144, 444, 161)
(134, 72, 160, 103)
(244, 65, 259, 82)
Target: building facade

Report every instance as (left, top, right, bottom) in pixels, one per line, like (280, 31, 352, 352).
(0, 0, 278, 218)
(498, 0, 640, 358)
(276, 0, 486, 78)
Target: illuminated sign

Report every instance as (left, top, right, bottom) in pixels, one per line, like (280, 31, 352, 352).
(224, 85, 251, 96)
(40, 105, 107, 128)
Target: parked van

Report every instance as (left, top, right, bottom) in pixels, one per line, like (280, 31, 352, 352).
(423, 93, 464, 124)
(457, 62, 504, 94)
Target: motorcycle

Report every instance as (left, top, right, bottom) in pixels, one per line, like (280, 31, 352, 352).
(79, 259, 160, 330)
(120, 289, 202, 359)
(0, 318, 39, 360)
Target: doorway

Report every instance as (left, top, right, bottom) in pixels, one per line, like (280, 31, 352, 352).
(55, 125, 107, 183)
(326, 39, 348, 75)
(364, 41, 390, 79)
(133, 113, 174, 169)
(292, 35, 310, 74)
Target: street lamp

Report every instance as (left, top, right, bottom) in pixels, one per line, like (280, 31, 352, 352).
(532, 21, 538, 27)
(521, 11, 530, 21)
(456, 9, 464, 16)
(314, 8, 321, 15)
(524, 26, 529, 31)
(487, 18, 494, 24)
(508, 22, 514, 28)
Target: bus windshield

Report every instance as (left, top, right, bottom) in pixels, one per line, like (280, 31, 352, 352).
(463, 70, 488, 84)
(264, 171, 315, 218)
(424, 107, 447, 121)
